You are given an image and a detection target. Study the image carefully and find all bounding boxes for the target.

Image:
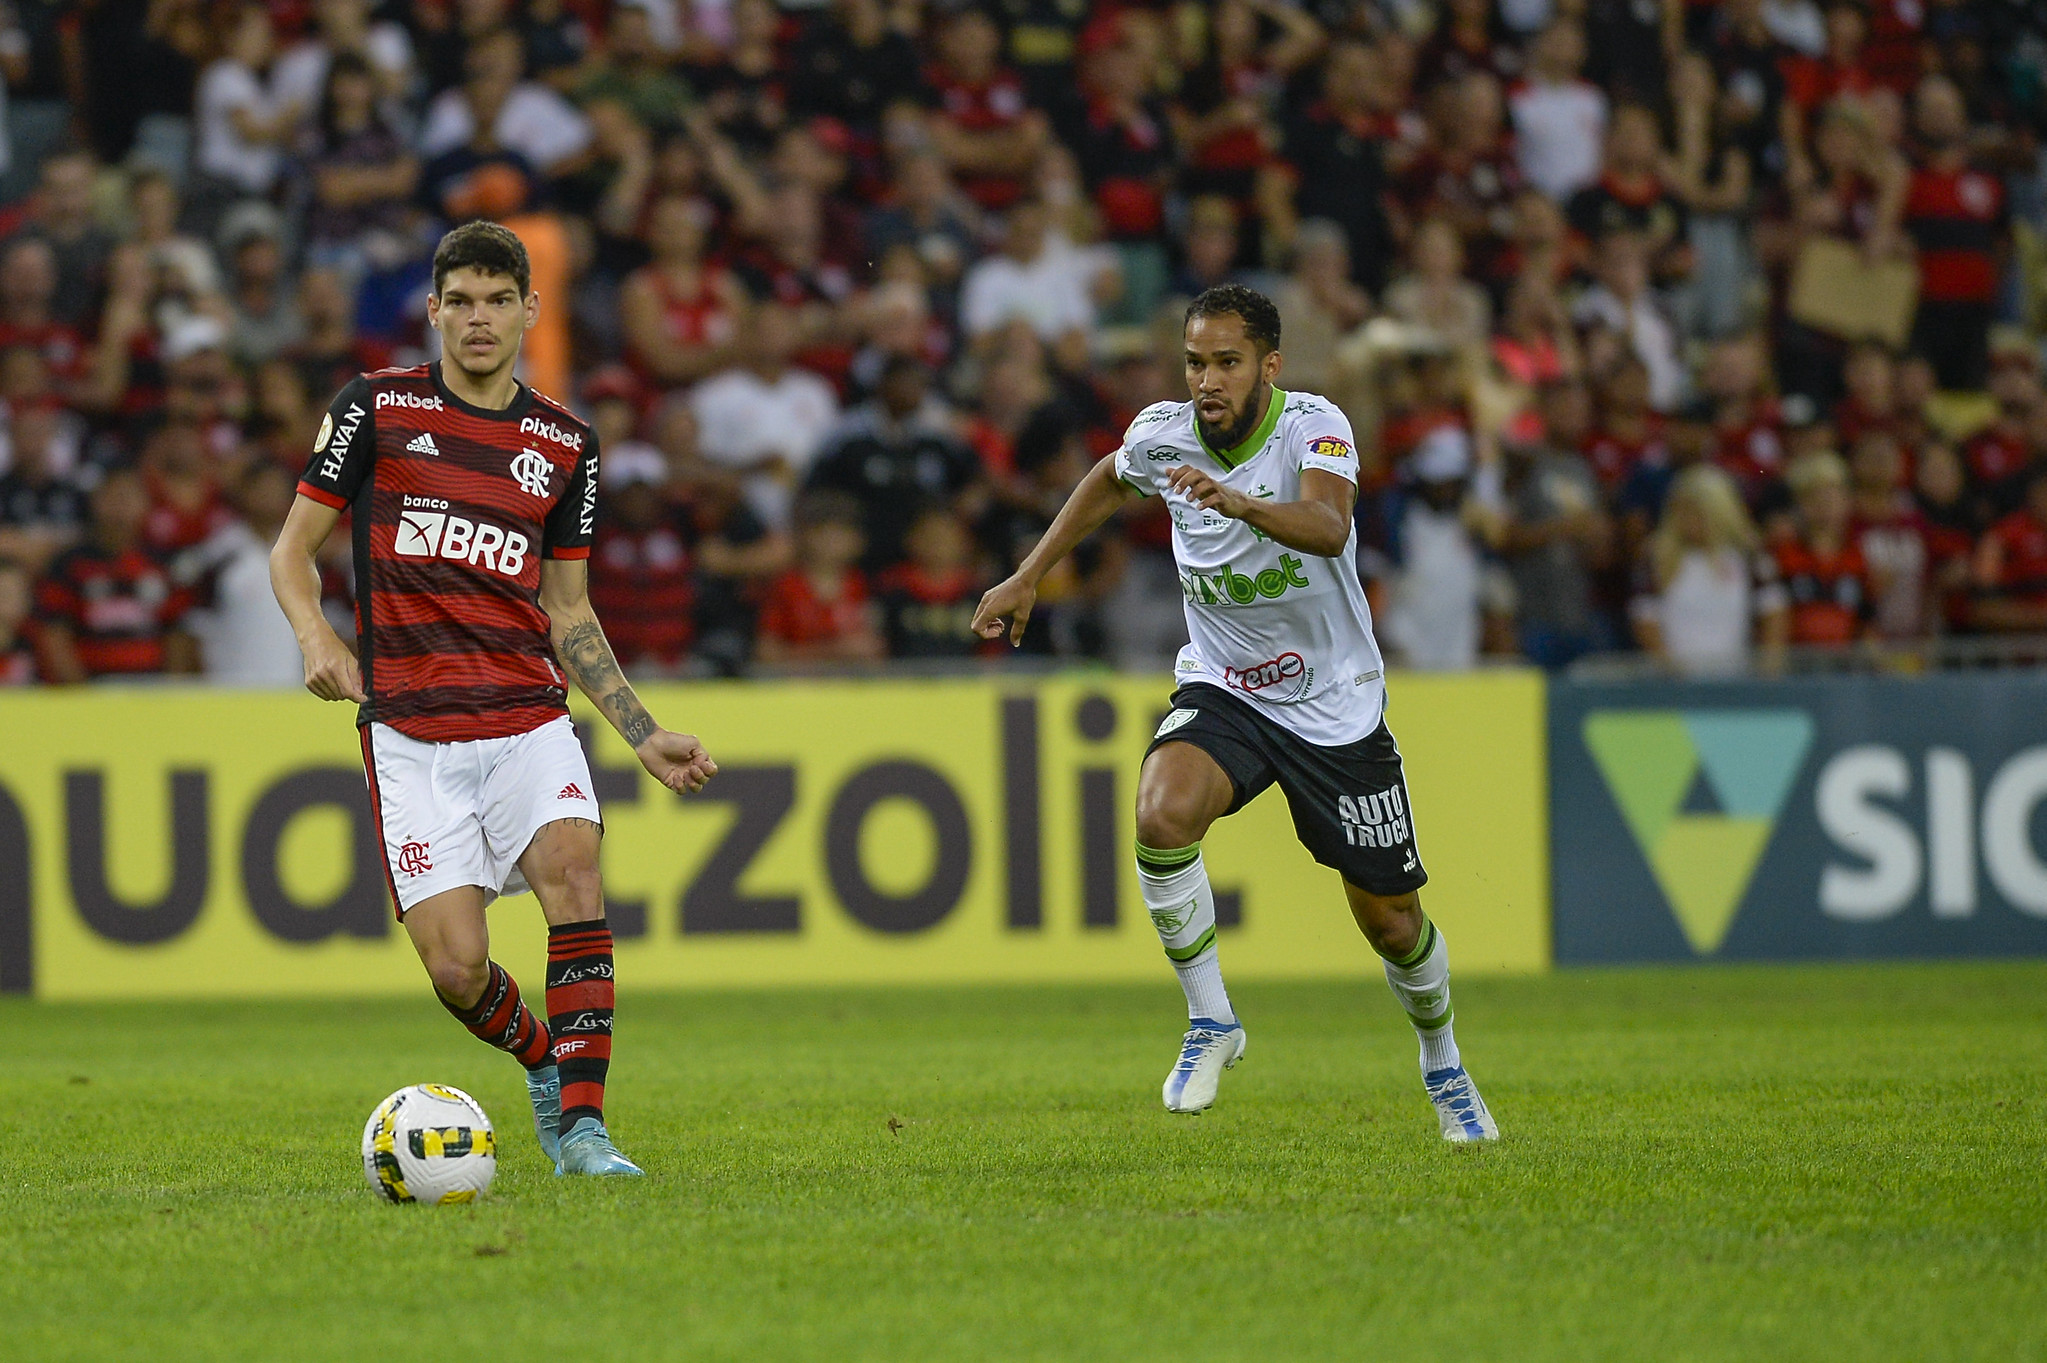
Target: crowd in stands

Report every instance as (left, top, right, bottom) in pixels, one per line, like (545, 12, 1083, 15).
(3, 0, 2047, 684)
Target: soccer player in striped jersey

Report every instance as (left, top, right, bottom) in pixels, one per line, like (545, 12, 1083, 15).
(972, 285, 1497, 1141)
(270, 222, 718, 1176)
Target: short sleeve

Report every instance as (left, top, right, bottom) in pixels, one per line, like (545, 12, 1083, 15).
(1295, 404, 1360, 484)
(298, 377, 376, 510)
(543, 426, 599, 559)
(1112, 443, 1155, 497)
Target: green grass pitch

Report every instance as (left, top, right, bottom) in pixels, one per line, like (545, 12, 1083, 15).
(3, 962, 2043, 1361)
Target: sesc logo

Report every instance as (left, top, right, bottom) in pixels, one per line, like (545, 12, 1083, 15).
(394, 511, 529, 576)
(1815, 743, 2047, 921)
(1584, 709, 1813, 953)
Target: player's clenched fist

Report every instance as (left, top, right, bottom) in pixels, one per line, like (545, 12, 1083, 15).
(637, 730, 719, 794)
(1164, 465, 1253, 519)
(299, 628, 367, 703)
(972, 575, 1036, 647)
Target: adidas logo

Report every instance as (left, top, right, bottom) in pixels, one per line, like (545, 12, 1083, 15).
(557, 782, 586, 801)
(406, 432, 440, 456)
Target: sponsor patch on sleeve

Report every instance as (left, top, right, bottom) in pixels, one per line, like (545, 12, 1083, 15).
(314, 412, 334, 452)
(1305, 435, 1353, 462)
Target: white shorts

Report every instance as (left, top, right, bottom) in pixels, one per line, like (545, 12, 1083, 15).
(362, 714, 603, 915)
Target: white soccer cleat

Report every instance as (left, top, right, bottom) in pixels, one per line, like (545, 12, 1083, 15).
(1425, 1066, 1499, 1143)
(1162, 1019, 1246, 1114)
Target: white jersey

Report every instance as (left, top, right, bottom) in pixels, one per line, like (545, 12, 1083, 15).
(1114, 390, 1387, 746)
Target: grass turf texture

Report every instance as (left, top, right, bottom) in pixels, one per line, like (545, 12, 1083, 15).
(2, 963, 2042, 1362)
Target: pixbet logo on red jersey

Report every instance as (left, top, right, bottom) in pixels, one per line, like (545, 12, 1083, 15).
(520, 416, 584, 450)
(376, 390, 444, 412)
(394, 495, 530, 576)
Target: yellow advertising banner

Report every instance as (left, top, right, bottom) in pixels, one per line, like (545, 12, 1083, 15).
(0, 673, 1548, 1000)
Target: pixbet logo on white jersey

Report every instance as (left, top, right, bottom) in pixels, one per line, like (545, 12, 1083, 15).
(394, 496, 529, 576)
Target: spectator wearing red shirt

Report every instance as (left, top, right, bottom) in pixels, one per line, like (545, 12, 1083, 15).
(0, 238, 87, 396)
(1566, 105, 1691, 283)
(1773, 451, 1873, 646)
(1701, 335, 1787, 494)
(1584, 356, 1668, 488)
(1962, 351, 2039, 512)
(620, 194, 750, 390)
(1065, 24, 1176, 247)
(138, 421, 236, 556)
(34, 466, 198, 682)
(1913, 439, 1980, 630)
(1397, 72, 1523, 288)
(1972, 467, 2047, 631)
(1782, 1, 1878, 125)
(588, 446, 697, 669)
(0, 559, 36, 685)
(921, 8, 1049, 213)
(1172, 0, 1324, 209)
(877, 503, 986, 658)
(1847, 431, 1932, 638)
(756, 489, 885, 664)
(1904, 75, 2007, 391)
(1833, 343, 1902, 452)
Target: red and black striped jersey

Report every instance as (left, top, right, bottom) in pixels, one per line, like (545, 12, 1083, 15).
(297, 362, 598, 743)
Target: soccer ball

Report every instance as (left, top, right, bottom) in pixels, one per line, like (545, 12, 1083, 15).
(361, 1084, 497, 1205)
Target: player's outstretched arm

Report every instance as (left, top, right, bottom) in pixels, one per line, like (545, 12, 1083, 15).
(269, 494, 366, 703)
(972, 453, 1134, 647)
(1163, 465, 1355, 557)
(539, 558, 718, 794)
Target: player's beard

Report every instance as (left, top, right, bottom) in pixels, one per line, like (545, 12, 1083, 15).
(1195, 380, 1269, 452)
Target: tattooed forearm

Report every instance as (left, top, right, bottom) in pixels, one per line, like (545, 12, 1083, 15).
(604, 687, 656, 747)
(556, 618, 657, 748)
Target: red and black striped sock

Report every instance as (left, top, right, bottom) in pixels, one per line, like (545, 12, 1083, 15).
(546, 919, 615, 1130)
(438, 961, 553, 1070)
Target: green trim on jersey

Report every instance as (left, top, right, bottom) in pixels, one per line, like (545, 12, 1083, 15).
(1196, 387, 1287, 469)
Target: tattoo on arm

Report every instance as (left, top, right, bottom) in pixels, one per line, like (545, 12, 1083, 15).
(557, 619, 657, 747)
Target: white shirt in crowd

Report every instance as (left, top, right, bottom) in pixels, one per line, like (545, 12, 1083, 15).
(959, 237, 1099, 342)
(689, 365, 840, 530)
(1636, 548, 1785, 678)
(418, 83, 592, 172)
(1383, 500, 1483, 671)
(196, 59, 290, 193)
(1509, 76, 1608, 202)
(1574, 284, 1687, 412)
(187, 523, 306, 685)
(271, 24, 419, 118)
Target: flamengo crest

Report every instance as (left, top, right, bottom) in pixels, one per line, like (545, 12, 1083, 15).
(510, 448, 552, 498)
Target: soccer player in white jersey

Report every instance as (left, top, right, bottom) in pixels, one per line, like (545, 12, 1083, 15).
(971, 285, 1497, 1141)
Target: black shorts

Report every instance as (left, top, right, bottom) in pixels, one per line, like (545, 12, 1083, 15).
(1147, 683, 1427, 897)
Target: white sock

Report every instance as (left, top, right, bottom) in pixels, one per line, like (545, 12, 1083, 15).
(1381, 918, 1460, 1074)
(1137, 841, 1236, 1025)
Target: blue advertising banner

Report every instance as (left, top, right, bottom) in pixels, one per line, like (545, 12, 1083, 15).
(1551, 675, 2047, 962)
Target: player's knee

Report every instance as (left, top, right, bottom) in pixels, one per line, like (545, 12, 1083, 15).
(424, 952, 489, 1009)
(1135, 787, 1209, 851)
(551, 861, 605, 923)
(1348, 888, 1422, 955)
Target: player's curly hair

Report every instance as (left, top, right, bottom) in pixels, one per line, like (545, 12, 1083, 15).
(1185, 284, 1282, 354)
(432, 220, 531, 297)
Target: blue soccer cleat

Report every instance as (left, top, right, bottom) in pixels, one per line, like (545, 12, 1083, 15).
(1425, 1065, 1499, 1143)
(1162, 1019, 1246, 1114)
(526, 1064, 563, 1170)
(556, 1117, 645, 1176)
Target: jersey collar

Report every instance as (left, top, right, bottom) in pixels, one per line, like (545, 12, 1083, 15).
(429, 361, 534, 420)
(1196, 387, 1285, 470)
